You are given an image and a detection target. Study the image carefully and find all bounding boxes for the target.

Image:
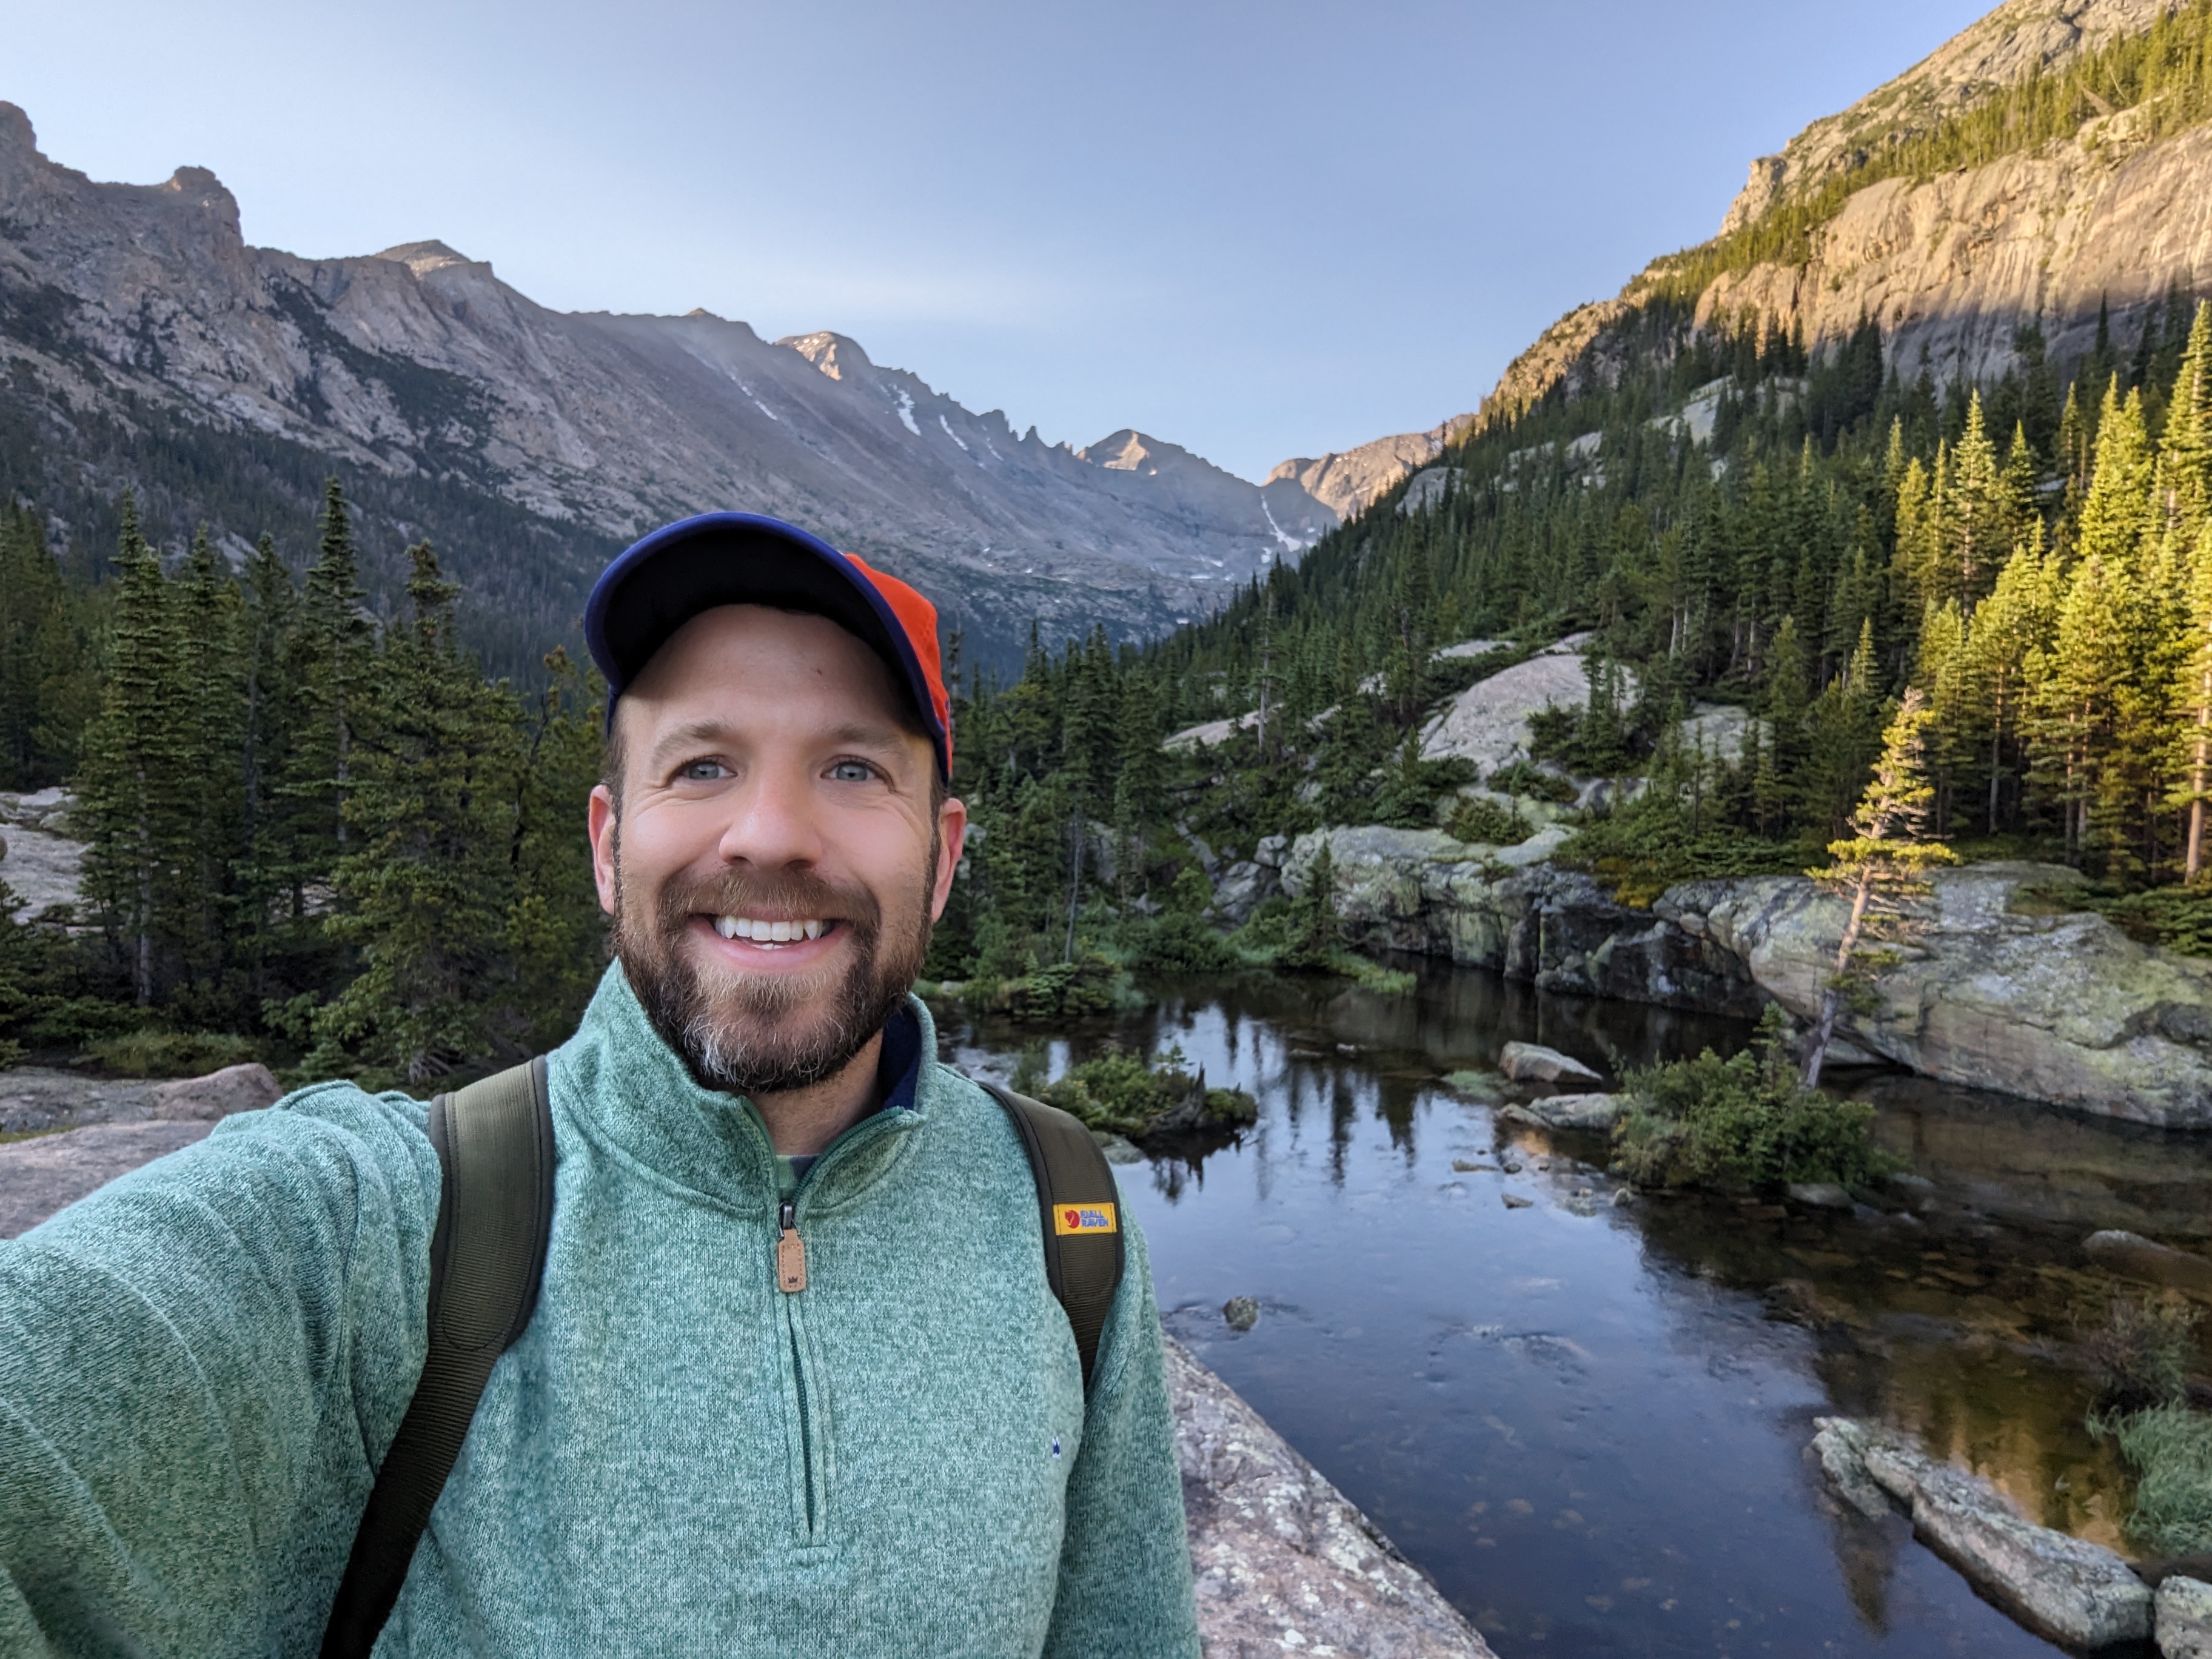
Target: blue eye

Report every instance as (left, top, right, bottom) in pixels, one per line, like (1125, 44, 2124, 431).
(679, 759, 729, 781)
(828, 760, 876, 783)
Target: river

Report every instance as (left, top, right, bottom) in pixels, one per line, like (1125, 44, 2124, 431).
(940, 957, 2212, 1658)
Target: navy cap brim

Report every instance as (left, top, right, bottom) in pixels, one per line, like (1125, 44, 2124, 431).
(585, 512, 945, 774)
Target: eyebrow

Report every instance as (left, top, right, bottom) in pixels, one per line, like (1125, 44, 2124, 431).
(646, 716, 918, 768)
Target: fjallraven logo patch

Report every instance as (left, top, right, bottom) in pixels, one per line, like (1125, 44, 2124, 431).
(1054, 1202, 1118, 1236)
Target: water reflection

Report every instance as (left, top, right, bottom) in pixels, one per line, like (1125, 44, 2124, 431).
(941, 957, 2212, 1657)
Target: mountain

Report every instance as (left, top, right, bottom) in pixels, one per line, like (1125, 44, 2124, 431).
(0, 103, 1338, 672)
(1444, 0, 2207, 441)
(1265, 417, 1475, 520)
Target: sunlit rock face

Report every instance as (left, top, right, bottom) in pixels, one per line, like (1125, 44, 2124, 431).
(1284, 835, 2212, 1126)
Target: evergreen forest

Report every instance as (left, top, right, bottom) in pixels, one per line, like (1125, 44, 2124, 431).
(5, 285, 2212, 1084)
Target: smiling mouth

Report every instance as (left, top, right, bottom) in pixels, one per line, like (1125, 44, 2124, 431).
(709, 914, 834, 947)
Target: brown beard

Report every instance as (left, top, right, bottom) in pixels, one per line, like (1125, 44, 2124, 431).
(614, 834, 935, 1096)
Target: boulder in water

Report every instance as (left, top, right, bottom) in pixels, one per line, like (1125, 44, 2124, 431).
(1498, 1042, 1602, 1085)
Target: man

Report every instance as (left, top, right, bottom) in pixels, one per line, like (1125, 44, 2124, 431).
(0, 513, 1201, 1657)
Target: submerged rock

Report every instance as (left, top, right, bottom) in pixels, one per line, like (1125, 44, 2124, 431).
(1503, 1093, 1621, 1131)
(1498, 1042, 1603, 1085)
(1811, 1416, 2152, 1649)
(1168, 1335, 1496, 1657)
(1222, 1296, 1259, 1332)
(2085, 1230, 2212, 1300)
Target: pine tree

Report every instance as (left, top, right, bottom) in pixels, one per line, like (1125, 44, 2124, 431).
(1801, 689, 1957, 1087)
(234, 532, 299, 993)
(285, 480, 375, 868)
(2076, 378, 2157, 578)
(314, 542, 521, 1084)
(173, 525, 243, 1000)
(74, 498, 197, 1004)
(2180, 520, 2212, 881)
(2159, 300, 2212, 537)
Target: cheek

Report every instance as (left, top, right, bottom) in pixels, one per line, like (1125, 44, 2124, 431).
(833, 808, 937, 902)
(618, 805, 725, 894)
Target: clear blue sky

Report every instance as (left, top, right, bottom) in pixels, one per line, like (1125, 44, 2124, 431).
(13, 0, 1991, 483)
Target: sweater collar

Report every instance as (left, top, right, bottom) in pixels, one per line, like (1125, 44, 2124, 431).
(555, 962, 934, 1214)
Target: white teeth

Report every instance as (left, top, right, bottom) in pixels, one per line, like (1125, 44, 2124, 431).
(712, 915, 829, 944)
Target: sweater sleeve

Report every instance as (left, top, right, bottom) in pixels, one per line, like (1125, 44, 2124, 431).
(0, 1084, 441, 1658)
(1042, 1204, 1201, 1659)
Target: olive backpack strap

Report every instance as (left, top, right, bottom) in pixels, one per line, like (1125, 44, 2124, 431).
(978, 1080, 1127, 1391)
(321, 1056, 555, 1659)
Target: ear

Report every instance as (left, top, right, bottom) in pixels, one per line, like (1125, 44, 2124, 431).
(930, 795, 968, 922)
(589, 784, 620, 916)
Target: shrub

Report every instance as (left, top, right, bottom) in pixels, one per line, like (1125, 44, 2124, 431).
(999, 953, 1125, 1021)
(1033, 1044, 1252, 1139)
(2094, 887, 2212, 957)
(84, 1028, 263, 1079)
(1446, 794, 1532, 846)
(2086, 1296, 2200, 1411)
(1611, 1007, 1887, 1191)
(1486, 761, 1578, 805)
(1127, 867, 1238, 974)
(2102, 1406, 2212, 1555)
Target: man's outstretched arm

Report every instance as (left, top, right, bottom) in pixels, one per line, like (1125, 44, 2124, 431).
(1043, 1213, 1201, 1659)
(0, 1086, 440, 1658)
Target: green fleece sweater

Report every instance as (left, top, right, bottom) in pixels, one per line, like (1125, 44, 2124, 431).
(0, 971, 1199, 1657)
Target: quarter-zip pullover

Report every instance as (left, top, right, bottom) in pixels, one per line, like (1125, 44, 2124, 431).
(0, 968, 1199, 1657)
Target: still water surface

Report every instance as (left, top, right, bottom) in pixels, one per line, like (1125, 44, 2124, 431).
(943, 959, 2212, 1657)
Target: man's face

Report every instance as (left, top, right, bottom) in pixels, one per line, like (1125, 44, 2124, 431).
(587, 605, 965, 1096)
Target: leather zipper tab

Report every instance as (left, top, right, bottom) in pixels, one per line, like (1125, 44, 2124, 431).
(776, 1200, 807, 1293)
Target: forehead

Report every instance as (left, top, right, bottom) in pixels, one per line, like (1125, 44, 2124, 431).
(619, 603, 911, 737)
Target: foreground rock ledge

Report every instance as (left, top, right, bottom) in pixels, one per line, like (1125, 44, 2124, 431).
(2, 1096, 1494, 1655)
(1169, 1336, 1495, 1657)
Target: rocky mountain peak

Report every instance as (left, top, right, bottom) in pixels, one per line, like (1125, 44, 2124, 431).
(0, 101, 1343, 669)
(374, 240, 485, 278)
(0, 103, 38, 159)
(779, 330, 872, 381)
(1082, 429, 1163, 473)
(1718, 0, 2170, 236)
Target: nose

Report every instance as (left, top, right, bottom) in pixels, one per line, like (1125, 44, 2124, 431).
(714, 758, 824, 871)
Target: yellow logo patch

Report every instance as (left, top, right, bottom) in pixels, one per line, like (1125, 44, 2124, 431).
(1053, 1201, 1119, 1236)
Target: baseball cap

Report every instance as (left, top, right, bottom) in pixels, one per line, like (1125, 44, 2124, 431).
(583, 512, 952, 779)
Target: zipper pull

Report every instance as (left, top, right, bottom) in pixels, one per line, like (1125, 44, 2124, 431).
(776, 1200, 807, 1294)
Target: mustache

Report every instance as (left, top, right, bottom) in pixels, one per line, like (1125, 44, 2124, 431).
(652, 867, 882, 945)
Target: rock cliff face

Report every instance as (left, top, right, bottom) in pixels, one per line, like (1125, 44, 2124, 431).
(1338, 0, 2212, 461)
(1284, 829, 2212, 1127)
(1698, 113, 2212, 391)
(1266, 415, 1475, 520)
(0, 103, 1338, 665)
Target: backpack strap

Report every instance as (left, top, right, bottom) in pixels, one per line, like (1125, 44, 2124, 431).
(978, 1080, 1126, 1391)
(321, 1057, 554, 1659)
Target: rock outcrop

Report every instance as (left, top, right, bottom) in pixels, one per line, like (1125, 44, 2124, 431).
(1168, 1336, 1494, 1657)
(1373, 0, 2206, 458)
(1286, 830, 2212, 1125)
(0, 1122, 221, 1238)
(0, 789, 82, 917)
